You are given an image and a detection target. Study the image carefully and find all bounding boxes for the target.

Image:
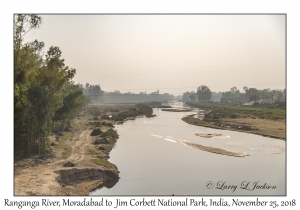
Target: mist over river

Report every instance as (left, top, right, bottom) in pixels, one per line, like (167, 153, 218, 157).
(90, 101, 285, 196)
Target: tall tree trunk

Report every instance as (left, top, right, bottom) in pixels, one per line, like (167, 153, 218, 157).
(38, 127, 41, 158)
(27, 111, 31, 156)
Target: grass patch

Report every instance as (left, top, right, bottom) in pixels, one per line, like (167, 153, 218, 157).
(88, 107, 102, 117)
(54, 131, 73, 159)
(87, 148, 96, 155)
(59, 131, 74, 141)
(91, 158, 117, 169)
(186, 101, 286, 119)
(70, 121, 81, 131)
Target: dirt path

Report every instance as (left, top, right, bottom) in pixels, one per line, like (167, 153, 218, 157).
(14, 129, 94, 196)
(48, 130, 91, 166)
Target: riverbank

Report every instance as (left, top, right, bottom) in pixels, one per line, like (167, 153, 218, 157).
(14, 103, 152, 196)
(182, 101, 286, 140)
(182, 114, 285, 140)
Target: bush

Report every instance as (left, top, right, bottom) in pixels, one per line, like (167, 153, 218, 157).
(89, 121, 101, 126)
(94, 138, 109, 144)
(102, 129, 119, 139)
(101, 114, 110, 120)
(98, 146, 105, 150)
(90, 128, 102, 136)
(102, 122, 114, 127)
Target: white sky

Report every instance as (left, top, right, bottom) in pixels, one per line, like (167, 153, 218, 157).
(23, 14, 285, 95)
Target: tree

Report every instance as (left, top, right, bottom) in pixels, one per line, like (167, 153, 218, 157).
(249, 94, 259, 102)
(260, 88, 270, 102)
(189, 94, 196, 101)
(182, 91, 195, 102)
(84, 84, 104, 103)
(243, 87, 260, 101)
(14, 14, 90, 158)
(14, 15, 42, 84)
(197, 85, 212, 102)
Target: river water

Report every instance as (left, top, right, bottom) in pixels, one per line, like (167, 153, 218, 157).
(90, 101, 285, 196)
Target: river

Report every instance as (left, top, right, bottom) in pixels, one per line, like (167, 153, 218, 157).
(90, 101, 285, 196)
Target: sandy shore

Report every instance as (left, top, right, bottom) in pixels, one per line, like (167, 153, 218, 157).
(182, 114, 285, 140)
(182, 141, 250, 157)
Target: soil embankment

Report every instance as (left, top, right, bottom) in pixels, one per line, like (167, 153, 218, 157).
(14, 104, 149, 196)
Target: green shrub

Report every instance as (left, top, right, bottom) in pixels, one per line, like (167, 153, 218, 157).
(90, 128, 102, 136)
(98, 146, 105, 150)
(94, 138, 109, 144)
(101, 114, 111, 120)
(102, 129, 119, 139)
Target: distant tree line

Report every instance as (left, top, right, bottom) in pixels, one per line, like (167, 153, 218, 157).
(102, 90, 174, 103)
(183, 85, 286, 104)
(14, 15, 90, 158)
(223, 86, 286, 103)
(82, 83, 104, 103)
(182, 85, 213, 102)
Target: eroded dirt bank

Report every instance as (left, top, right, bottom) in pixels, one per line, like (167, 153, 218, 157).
(182, 114, 285, 140)
(14, 104, 143, 196)
(14, 128, 120, 196)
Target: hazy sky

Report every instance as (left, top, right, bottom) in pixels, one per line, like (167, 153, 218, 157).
(24, 14, 285, 95)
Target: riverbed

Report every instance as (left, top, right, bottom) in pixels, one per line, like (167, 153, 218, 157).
(90, 101, 285, 196)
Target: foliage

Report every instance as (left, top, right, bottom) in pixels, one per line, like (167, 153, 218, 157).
(182, 91, 195, 102)
(111, 103, 153, 121)
(102, 129, 119, 139)
(220, 87, 285, 105)
(83, 83, 103, 103)
(14, 14, 90, 158)
(186, 101, 286, 119)
(222, 86, 242, 99)
(54, 131, 73, 159)
(197, 85, 212, 102)
(189, 94, 196, 101)
(103, 91, 174, 103)
(94, 138, 109, 144)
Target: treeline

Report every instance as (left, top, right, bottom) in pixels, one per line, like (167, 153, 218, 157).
(14, 15, 90, 158)
(221, 86, 286, 103)
(183, 85, 286, 104)
(102, 91, 174, 103)
(83, 83, 104, 103)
